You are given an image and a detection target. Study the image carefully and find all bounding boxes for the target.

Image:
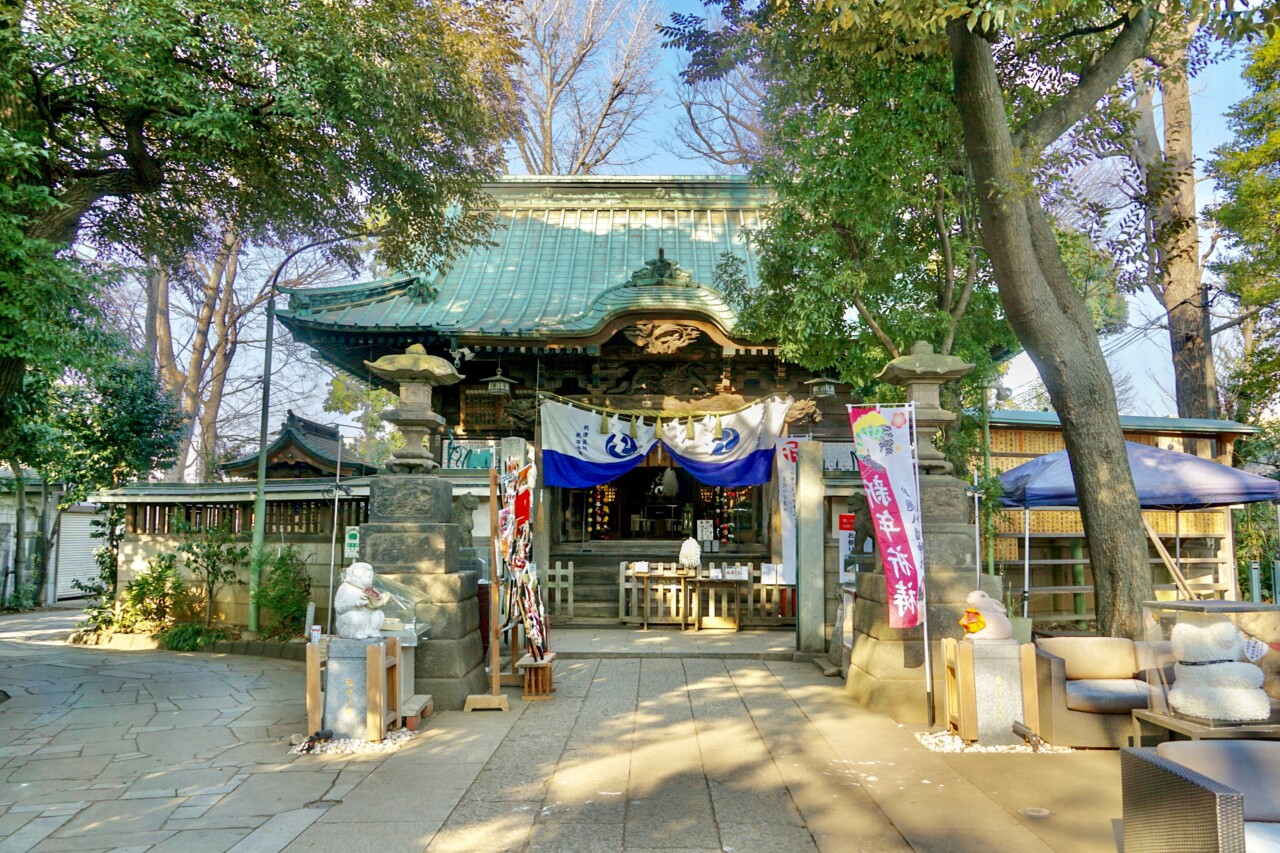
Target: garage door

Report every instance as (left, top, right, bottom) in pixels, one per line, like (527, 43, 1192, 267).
(56, 511, 99, 600)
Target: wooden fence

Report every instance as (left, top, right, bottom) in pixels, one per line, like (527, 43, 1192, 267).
(544, 561, 574, 621)
(616, 561, 796, 628)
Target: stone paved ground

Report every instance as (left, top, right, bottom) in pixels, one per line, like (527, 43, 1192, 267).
(0, 612, 1122, 853)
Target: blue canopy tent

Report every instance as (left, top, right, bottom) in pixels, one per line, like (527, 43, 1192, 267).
(997, 442, 1280, 609)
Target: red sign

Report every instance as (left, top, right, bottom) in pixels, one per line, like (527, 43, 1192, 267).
(838, 514, 856, 532)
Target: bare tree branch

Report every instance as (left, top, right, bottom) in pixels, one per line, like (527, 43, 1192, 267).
(513, 0, 661, 174)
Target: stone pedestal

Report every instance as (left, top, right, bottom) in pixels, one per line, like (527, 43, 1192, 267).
(845, 341, 1003, 723)
(361, 474, 486, 710)
(971, 640, 1023, 746)
(323, 637, 383, 740)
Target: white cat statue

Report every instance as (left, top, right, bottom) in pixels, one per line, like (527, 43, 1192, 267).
(333, 562, 388, 640)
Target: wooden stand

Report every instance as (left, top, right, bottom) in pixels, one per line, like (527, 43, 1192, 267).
(365, 637, 401, 742)
(305, 642, 323, 735)
(466, 468, 511, 712)
(306, 636, 428, 738)
(518, 652, 556, 700)
(942, 638, 977, 742)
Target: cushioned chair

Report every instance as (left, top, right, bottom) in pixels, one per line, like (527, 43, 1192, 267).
(1032, 636, 1159, 748)
(1122, 741, 1280, 853)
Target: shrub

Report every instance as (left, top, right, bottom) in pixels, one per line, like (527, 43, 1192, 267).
(173, 516, 248, 627)
(160, 623, 230, 651)
(4, 581, 37, 612)
(121, 553, 185, 632)
(256, 546, 312, 640)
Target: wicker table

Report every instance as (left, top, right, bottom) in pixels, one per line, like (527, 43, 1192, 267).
(1131, 708, 1280, 746)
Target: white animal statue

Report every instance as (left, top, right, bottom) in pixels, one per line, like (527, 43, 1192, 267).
(1169, 619, 1270, 722)
(958, 590, 1013, 641)
(334, 562, 388, 640)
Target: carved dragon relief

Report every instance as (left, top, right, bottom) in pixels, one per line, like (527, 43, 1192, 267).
(623, 321, 702, 355)
(784, 398, 822, 425)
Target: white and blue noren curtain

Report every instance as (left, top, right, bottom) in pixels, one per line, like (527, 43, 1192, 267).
(541, 400, 658, 488)
(660, 399, 790, 487)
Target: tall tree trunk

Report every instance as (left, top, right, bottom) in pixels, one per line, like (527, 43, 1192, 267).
(1128, 16, 1217, 427)
(1156, 37, 1217, 423)
(949, 20, 1153, 638)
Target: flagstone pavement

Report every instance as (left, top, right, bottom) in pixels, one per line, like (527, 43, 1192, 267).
(0, 611, 1125, 852)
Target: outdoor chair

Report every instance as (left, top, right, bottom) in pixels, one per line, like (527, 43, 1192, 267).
(1031, 636, 1163, 748)
(1122, 741, 1280, 853)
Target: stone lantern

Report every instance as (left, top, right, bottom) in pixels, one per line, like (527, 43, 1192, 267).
(363, 344, 463, 473)
(876, 340, 975, 475)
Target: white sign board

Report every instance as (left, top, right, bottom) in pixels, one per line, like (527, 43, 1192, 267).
(344, 526, 360, 559)
(696, 519, 714, 541)
(723, 564, 749, 581)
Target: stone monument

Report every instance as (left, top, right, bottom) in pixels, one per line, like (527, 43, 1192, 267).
(844, 341, 1002, 723)
(359, 344, 486, 709)
(320, 562, 387, 739)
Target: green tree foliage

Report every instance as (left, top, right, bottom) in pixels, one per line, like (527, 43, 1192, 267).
(0, 0, 520, 412)
(1209, 32, 1280, 422)
(670, 0, 1274, 638)
(323, 374, 402, 468)
(4, 337, 186, 504)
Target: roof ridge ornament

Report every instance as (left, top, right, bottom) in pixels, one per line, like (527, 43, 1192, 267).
(628, 247, 694, 288)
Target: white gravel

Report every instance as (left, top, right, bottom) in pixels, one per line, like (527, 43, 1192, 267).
(915, 730, 1074, 754)
(290, 727, 416, 756)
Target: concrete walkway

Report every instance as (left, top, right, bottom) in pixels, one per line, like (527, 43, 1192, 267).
(0, 613, 1123, 852)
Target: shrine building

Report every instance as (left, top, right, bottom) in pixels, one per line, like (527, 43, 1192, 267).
(276, 175, 846, 623)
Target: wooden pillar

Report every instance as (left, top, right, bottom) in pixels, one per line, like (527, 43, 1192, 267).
(796, 441, 826, 655)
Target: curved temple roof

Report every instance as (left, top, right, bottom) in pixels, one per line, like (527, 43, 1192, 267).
(278, 176, 771, 376)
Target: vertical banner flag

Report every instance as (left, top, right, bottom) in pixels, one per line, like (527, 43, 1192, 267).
(848, 406, 924, 628)
(837, 514, 858, 583)
(660, 399, 790, 486)
(541, 401, 658, 488)
(776, 436, 807, 588)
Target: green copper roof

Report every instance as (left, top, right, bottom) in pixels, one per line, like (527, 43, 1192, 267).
(279, 176, 770, 342)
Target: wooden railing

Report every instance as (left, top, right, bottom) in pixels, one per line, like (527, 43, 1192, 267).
(544, 561, 574, 620)
(616, 561, 796, 627)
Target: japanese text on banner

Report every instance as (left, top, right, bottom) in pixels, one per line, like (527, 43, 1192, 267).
(847, 407, 924, 628)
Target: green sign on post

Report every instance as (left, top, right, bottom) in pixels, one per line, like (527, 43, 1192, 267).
(344, 526, 360, 560)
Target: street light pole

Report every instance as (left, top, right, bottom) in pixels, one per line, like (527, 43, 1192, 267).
(248, 233, 373, 634)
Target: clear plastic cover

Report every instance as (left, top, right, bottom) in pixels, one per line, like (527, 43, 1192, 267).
(1141, 600, 1280, 727)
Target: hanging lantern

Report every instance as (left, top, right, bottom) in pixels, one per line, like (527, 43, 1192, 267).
(482, 368, 517, 397)
(804, 376, 839, 399)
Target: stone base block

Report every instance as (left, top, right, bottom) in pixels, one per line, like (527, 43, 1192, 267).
(972, 640, 1023, 745)
(378, 571, 478, 604)
(417, 662, 487, 711)
(417, 632, 484, 679)
(369, 475, 453, 523)
(323, 637, 384, 741)
(360, 523, 460, 573)
(845, 661, 938, 724)
(417, 598, 479, 642)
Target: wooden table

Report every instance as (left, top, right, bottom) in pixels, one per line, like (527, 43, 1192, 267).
(638, 572, 692, 630)
(689, 578, 746, 632)
(1132, 708, 1280, 746)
